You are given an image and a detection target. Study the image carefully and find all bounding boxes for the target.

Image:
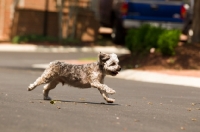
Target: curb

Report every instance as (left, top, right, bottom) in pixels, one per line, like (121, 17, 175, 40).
(117, 70, 200, 88)
(0, 44, 130, 54)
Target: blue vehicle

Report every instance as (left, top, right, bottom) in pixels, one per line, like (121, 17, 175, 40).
(95, 0, 188, 43)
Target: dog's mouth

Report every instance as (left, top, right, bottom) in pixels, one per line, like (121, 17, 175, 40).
(108, 67, 121, 76)
(111, 71, 119, 75)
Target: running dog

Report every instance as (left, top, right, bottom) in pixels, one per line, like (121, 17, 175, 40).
(28, 52, 121, 103)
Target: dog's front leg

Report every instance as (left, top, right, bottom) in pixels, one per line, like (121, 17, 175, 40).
(91, 82, 116, 94)
(98, 89, 115, 103)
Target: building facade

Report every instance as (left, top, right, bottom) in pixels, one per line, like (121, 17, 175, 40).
(0, 0, 99, 42)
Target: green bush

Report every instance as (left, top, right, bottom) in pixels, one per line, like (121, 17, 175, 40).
(11, 34, 81, 45)
(157, 30, 181, 56)
(125, 24, 181, 56)
(126, 24, 156, 55)
(12, 35, 28, 43)
(12, 35, 57, 44)
(143, 26, 164, 49)
(62, 37, 80, 44)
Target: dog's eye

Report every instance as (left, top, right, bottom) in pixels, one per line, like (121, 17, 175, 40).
(110, 63, 115, 66)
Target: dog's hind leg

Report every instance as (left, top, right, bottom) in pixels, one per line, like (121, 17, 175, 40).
(28, 66, 60, 91)
(43, 79, 59, 100)
(98, 89, 115, 103)
(28, 76, 49, 91)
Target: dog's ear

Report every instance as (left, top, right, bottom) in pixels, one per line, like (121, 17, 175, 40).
(99, 52, 110, 62)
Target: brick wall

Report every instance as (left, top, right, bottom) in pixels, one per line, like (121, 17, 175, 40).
(11, 9, 59, 38)
(11, 0, 59, 38)
(0, 0, 13, 41)
(0, 0, 100, 42)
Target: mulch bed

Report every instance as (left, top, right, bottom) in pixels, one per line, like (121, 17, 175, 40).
(119, 43, 200, 70)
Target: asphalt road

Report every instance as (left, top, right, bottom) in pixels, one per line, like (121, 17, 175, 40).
(0, 52, 200, 132)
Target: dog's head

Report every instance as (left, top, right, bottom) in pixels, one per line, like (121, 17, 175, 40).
(99, 52, 121, 76)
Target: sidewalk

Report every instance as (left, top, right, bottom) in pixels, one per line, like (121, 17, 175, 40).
(0, 43, 130, 54)
(117, 69, 200, 88)
(1, 43, 200, 88)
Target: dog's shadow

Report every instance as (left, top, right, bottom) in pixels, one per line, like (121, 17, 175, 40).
(34, 99, 119, 106)
(53, 100, 119, 106)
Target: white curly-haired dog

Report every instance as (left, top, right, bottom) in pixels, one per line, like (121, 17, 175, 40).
(28, 52, 121, 103)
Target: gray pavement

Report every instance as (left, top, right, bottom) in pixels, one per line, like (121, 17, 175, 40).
(0, 66, 200, 132)
(0, 50, 200, 132)
(1, 43, 200, 88)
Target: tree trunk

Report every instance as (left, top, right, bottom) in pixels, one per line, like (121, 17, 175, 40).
(192, 0, 200, 44)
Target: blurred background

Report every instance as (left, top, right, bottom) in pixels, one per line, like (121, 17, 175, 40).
(0, 0, 199, 45)
(0, 0, 100, 43)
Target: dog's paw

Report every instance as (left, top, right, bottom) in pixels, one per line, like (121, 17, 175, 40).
(106, 98, 115, 103)
(28, 84, 35, 91)
(27, 88, 31, 91)
(43, 96, 52, 100)
(106, 88, 116, 95)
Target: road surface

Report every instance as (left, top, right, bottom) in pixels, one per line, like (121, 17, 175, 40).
(0, 52, 199, 132)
